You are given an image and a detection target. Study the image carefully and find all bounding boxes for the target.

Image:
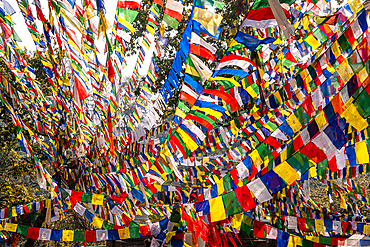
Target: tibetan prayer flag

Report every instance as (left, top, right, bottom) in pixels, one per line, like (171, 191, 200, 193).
(355, 141, 369, 164)
(192, 7, 222, 37)
(163, 0, 184, 29)
(50, 230, 62, 241)
(190, 44, 215, 62)
(4, 223, 17, 232)
(81, 193, 93, 203)
(129, 221, 140, 238)
(222, 191, 243, 216)
(247, 178, 272, 203)
(240, 0, 293, 29)
(254, 221, 266, 238)
(232, 213, 244, 231)
(85, 230, 97, 242)
(117, 0, 141, 23)
(97, 230, 108, 241)
(39, 228, 52, 240)
(282, 52, 297, 67)
(195, 0, 225, 9)
(62, 230, 74, 241)
(118, 228, 131, 239)
(209, 196, 226, 222)
(315, 219, 325, 233)
(74, 231, 85, 241)
(273, 161, 300, 185)
(92, 193, 104, 205)
(116, 15, 136, 33)
(92, 216, 104, 228)
(27, 227, 40, 240)
(234, 31, 275, 52)
(341, 104, 368, 131)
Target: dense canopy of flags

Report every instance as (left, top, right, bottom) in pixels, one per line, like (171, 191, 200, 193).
(0, 0, 370, 246)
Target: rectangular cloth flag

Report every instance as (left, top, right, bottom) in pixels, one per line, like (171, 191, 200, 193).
(117, 0, 142, 23)
(163, 0, 184, 29)
(209, 196, 226, 222)
(192, 7, 223, 37)
(240, 0, 294, 29)
(233, 31, 275, 52)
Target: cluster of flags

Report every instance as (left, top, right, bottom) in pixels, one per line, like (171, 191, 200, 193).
(1, 0, 370, 246)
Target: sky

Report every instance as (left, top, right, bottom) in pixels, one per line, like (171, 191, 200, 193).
(10, 0, 154, 77)
(8, 0, 343, 77)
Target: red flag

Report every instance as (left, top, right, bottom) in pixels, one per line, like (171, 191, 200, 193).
(234, 185, 256, 212)
(253, 221, 266, 238)
(110, 194, 128, 204)
(108, 58, 115, 83)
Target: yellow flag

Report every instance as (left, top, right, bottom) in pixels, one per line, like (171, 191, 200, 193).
(92, 194, 104, 205)
(118, 228, 130, 239)
(192, 106, 223, 119)
(364, 224, 370, 234)
(209, 196, 226, 222)
(212, 76, 241, 87)
(315, 219, 325, 233)
(348, 0, 363, 14)
(175, 108, 186, 119)
(146, 25, 155, 35)
(48, 4, 54, 27)
(84, 4, 97, 20)
(300, 15, 310, 30)
(92, 216, 104, 228)
(315, 111, 327, 130)
(242, 215, 253, 226)
(305, 34, 320, 50)
(160, 22, 165, 37)
(358, 66, 369, 84)
(286, 114, 302, 133)
(280, 148, 288, 162)
(4, 223, 17, 232)
(229, 120, 239, 135)
(273, 161, 300, 185)
(177, 128, 199, 152)
(193, 8, 223, 36)
(98, 14, 111, 39)
(341, 104, 368, 131)
(331, 41, 341, 58)
(166, 231, 177, 243)
(336, 60, 354, 83)
(62, 230, 74, 241)
(232, 213, 244, 230)
(309, 165, 317, 178)
(61, 10, 84, 33)
(355, 140, 369, 164)
(216, 177, 225, 195)
(63, 74, 71, 86)
(250, 149, 263, 167)
(117, 15, 136, 33)
(185, 63, 201, 78)
(246, 84, 258, 98)
(12, 207, 17, 217)
(340, 194, 347, 209)
(306, 235, 320, 243)
(288, 235, 302, 247)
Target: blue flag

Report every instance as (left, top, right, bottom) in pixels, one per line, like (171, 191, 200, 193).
(234, 31, 276, 51)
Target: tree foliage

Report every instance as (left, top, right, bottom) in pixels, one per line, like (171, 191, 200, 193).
(310, 174, 370, 218)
